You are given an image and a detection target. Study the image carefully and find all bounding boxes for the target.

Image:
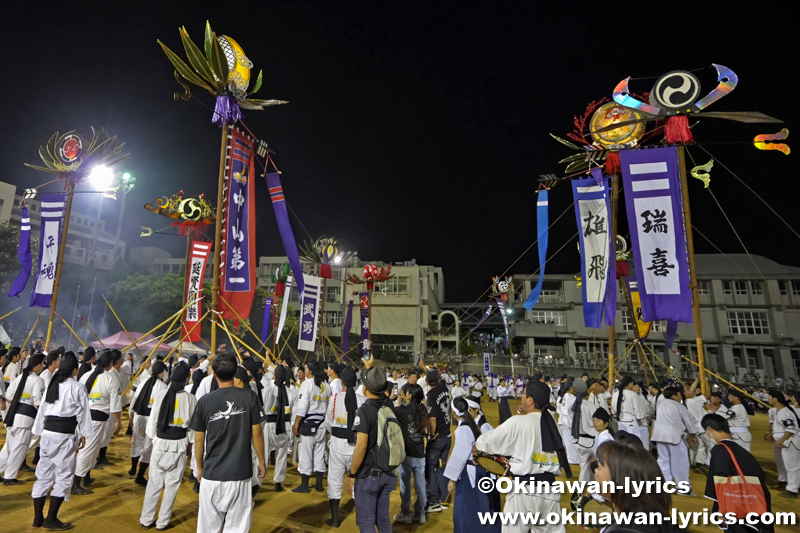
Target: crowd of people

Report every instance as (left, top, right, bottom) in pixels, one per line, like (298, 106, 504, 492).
(0, 343, 797, 532)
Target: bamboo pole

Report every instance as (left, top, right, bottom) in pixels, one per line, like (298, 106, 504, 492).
(214, 315, 242, 362)
(45, 182, 74, 349)
(103, 295, 147, 361)
(680, 355, 770, 409)
(0, 307, 21, 322)
(678, 146, 708, 395)
(57, 313, 86, 348)
(319, 277, 327, 361)
(642, 343, 686, 387)
(21, 315, 41, 350)
(618, 275, 650, 385)
(218, 294, 275, 364)
(210, 124, 231, 359)
(79, 316, 105, 348)
(123, 307, 196, 397)
(113, 295, 200, 355)
(607, 174, 620, 382)
(223, 330, 270, 364)
(278, 322, 297, 358)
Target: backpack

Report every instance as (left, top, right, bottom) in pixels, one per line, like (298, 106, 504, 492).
(373, 405, 406, 472)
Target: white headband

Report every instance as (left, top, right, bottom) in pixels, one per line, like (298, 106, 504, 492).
(466, 398, 480, 410)
(451, 399, 465, 418)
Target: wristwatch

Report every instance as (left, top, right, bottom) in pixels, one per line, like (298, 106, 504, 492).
(347, 470, 356, 478)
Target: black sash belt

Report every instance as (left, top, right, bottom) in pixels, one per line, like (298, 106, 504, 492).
(156, 426, 187, 440)
(332, 427, 350, 440)
(15, 403, 37, 419)
(266, 414, 278, 423)
(90, 410, 110, 422)
(44, 416, 78, 434)
(510, 472, 556, 484)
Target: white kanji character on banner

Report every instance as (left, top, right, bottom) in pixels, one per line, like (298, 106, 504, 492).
(230, 247, 245, 271)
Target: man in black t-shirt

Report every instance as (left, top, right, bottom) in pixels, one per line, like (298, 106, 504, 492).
(189, 353, 267, 533)
(345, 366, 397, 533)
(424, 369, 451, 513)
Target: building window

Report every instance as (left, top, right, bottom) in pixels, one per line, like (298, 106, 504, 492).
(723, 281, 732, 295)
(621, 309, 633, 331)
(734, 281, 748, 295)
(793, 281, 800, 297)
(697, 280, 709, 295)
(750, 280, 763, 295)
(77, 249, 84, 257)
(726, 311, 770, 335)
(324, 311, 342, 327)
(375, 276, 410, 295)
(326, 286, 340, 302)
(90, 221, 95, 227)
(779, 281, 789, 295)
(528, 310, 565, 326)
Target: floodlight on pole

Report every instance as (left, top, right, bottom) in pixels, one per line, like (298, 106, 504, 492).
(88, 165, 114, 189)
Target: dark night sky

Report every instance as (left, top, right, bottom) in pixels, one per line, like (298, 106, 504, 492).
(3, 2, 799, 302)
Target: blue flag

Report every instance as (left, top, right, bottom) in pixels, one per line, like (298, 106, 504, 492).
(265, 172, 305, 298)
(523, 190, 549, 310)
(8, 206, 31, 297)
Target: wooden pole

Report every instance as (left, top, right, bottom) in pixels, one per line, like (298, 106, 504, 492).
(0, 307, 21, 322)
(618, 275, 649, 385)
(118, 305, 190, 353)
(180, 234, 191, 359)
(123, 311, 190, 397)
(79, 316, 105, 348)
(103, 295, 147, 361)
(607, 173, 620, 382)
(218, 294, 275, 364)
(21, 315, 41, 350)
(681, 355, 769, 409)
(210, 124, 231, 359)
(45, 182, 74, 349)
(319, 277, 328, 361)
(677, 146, 708, 396)
(57, 313, 86, 349)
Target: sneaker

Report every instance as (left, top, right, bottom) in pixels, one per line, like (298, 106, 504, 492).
(440, 502, 449, 510)
(781, 491, 799, 499)
(413, 514, 427, 524)
(426, 503, 442, 513)
(2, 478, 24, 486)
(393, 514, 413, 524)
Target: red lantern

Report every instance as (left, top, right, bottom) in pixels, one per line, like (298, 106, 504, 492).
(363, 264, 378, 281)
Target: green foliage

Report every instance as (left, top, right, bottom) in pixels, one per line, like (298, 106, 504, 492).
(107, 272, 185, 333)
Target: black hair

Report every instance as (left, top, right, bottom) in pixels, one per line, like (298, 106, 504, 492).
(111, 349, 122, 365)
(46, 353, 80, 403)
(701, 413, 730, 434)
(663, 386, 682, 401)
(453, 397, 481, 440)
(212, 353, 238, 382)
(405, 383, 428, 435)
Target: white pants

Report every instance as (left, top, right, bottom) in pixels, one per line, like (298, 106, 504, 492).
(75, 419, 106, 477)
(102, 416, 114, 448)
(140, 448, 186, 528)
(637, 425, 650, 451)
(0, 426, 32, 479)
(503, 490, 564, 533)
(327, 437, 354, 499)
(265, 422, 291, 483)
(190, 443, 197, 478)
(297, 430, 326, 476)
(561, 424, 578, 464)
(782, 444, 800, 493)
(32, 432, 78, 500)
(774, 437, 788, 482)
(656, 441, 690, 488)
(730, 429, 752, 452)
(198, 479, 252, 533)
(576, 445, 594, 484)
(131, 414, 153, 463)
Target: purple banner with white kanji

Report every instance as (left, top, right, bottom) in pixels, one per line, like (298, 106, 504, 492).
(342, 300, 354, 354)
(620, 146, 692, 323)
(573, 175, 615, 328)
(8, 206, 31, 297)
(360, 292, 370, 356)
(468, 303, 494, 333)
(31, 194, 65, 308)
(495, 299, 509, 348)
(297, 275, 321, 352)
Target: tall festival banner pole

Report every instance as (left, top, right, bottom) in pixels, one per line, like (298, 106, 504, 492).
(45, 182, 73, 349)
(210, 124, 230, 358)
(607, 175, 619, 382)
(678, 146, 708, 395)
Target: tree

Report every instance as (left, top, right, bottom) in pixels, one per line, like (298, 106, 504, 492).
(107, 272, 184, 333)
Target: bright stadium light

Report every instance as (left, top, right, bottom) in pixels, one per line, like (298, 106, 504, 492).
(89, 165, 114, 189)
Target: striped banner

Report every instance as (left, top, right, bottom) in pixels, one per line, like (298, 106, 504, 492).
(184, 241, 212, 341)
(297, 275, 322, 352)
(31, 195, 65, 308)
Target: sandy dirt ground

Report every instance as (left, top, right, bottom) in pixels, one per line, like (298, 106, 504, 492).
(0, 398, 796, 532)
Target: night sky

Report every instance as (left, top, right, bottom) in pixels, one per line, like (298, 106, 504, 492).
(4, 2, 798, 303)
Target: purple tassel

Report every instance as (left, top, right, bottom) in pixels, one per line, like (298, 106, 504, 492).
(212, 95, 243, 126)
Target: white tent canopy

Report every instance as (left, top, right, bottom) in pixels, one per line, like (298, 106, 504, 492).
(167, 340, 207, 356)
